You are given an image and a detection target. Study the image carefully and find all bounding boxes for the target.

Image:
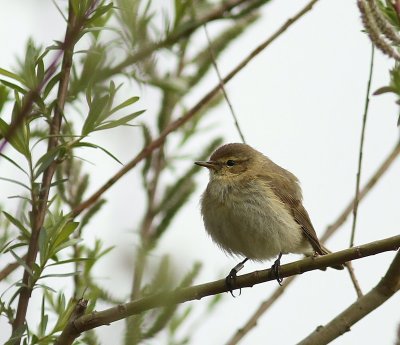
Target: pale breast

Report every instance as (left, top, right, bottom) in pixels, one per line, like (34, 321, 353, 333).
(201, 179, 312, 261)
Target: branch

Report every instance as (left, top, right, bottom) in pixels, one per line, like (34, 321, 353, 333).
(98, 0, 269, 81)
(225, 140, 400, 345)
(350, 44, 375, 247)
(0, 254, 26, 281)
(322, 140, 400, 242)
(72, 0, 320, 216)
(54, 299, 88, 345)
(11, 1, 100, 340)
(55, 235, 400, 344)
(297, 249, 400, 345)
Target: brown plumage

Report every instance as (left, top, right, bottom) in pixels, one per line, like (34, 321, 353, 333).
(196, 143, 344, 270)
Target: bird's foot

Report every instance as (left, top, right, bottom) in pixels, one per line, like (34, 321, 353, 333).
(271, 253, 283, 286)
(225, 258, 248, 297)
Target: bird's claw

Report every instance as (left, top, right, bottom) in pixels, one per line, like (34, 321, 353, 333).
(225, 258, 248, 297)
(271, 253, 283, 286)
(225, 270, 241, 297)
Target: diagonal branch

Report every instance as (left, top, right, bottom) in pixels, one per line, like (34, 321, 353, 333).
(56, 235, 400, 345)
(98, 0, 270, 82)
(297, 249, 400, 345)
(72, 0, 320, 216)
(322, 140, 400, 242)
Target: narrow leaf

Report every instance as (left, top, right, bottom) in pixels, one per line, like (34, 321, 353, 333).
(0, 67, 26, 84)
(0, 177, 30, 191)
(94, 110, 145, 131)
(9, 249, 33, 276)
(74, 141, 123, 165)
(109, 96, 139, 114)
(2, 211, 29, 237)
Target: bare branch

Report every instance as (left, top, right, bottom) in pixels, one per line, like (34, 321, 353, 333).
(298, 249, 400, 345)
(322, 140, 400, 242)
(201, 21, 247, 143)
(56, 235, 400, 343)
(345, 261, 363, 298)
(0, 254, 26, 281)
(350, 44, 375, 247)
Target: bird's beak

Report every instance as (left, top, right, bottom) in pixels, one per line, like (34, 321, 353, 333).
(194, 160, 218, 170)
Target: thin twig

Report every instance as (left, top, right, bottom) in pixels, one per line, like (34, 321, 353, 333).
(350, 44, 375, 247)
(72, 0, 320, 216)
(225, 140, 400, 345)
(0, 254, 27, 281)
(322, 140, 400, 242)
(55, 235, 400, 343)
(202, 23, 247, 143)
(345, 261, 364, 298)
(297, 249, 400, 345)
(345, 44, 375, 300)
(226, 275, 296, 345)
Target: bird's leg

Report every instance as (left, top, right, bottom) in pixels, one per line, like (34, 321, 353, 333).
(271, 252, 283, 286)
(225, 257, 248, 297)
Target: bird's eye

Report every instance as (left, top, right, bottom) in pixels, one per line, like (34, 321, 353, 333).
(226, 160, 236, 167)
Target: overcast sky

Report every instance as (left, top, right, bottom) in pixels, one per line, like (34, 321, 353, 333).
(0, 0, 399, 344)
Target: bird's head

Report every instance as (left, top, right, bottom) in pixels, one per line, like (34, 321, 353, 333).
(195, 143, 260, 182)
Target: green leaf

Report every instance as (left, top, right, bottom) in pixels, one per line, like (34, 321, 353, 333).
(140, 123, 152, 180)
(33, 284, 57, 293)
(79, 199, 106, 230)
(0, 79, 27, 94)
(43, 73, 61, 99)
(50, 178, 69, 188)
(53, 222, 79, 249)
(51, 238, 81, 254)
(86, 3, 114, 24)
(169, 306, 192, 335)
(0, 84, 10, 112)
(38, 271, 80, 279)
(74, 141, 123, 165)
(81, 94, 110, 135)
(373, 86, 398, 95)
(9, 249, 33, 276)
(0, 118, 29, 157)
(46, 257, 90, 267)
(39, 227, 48, 267)
(39, 295, 48, 336)
(2, 211, 29, 237)
(0, 177, 30, 191)
(94, 110, 145, 131)
(109, 96, 139, 114)
(0, 153, 28, 176)
(34, 147, 62, 180)
(0, 67, 26, 84)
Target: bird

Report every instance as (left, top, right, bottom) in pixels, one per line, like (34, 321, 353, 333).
(195, 143, 344, 292)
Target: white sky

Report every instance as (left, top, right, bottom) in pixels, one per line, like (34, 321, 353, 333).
(0, 0, 399, 344)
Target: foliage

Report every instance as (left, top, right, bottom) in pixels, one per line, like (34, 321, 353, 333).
(0, 1, 265, 344)
(359, 0, 400, 125)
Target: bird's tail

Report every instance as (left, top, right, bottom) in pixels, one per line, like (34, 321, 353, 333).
(320, 244, 345, 270)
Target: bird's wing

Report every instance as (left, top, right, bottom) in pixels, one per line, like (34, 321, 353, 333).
(258, 168, 324, 255)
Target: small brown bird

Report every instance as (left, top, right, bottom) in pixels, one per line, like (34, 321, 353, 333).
(195, 143, 343, 289)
